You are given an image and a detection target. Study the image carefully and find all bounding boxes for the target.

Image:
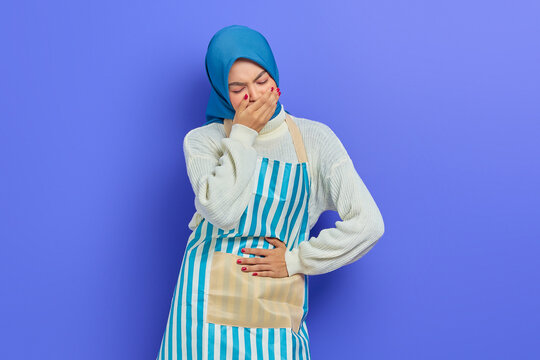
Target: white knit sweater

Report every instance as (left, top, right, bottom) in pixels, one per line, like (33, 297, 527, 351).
(183, 104, 385, 276)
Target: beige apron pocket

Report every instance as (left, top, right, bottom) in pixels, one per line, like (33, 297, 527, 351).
(206, 251, 305, 333)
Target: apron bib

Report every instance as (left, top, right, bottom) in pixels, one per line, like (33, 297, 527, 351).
(157, 114, 312, 360)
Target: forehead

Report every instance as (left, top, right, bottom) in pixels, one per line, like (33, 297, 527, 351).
(228, 58, 266, 80)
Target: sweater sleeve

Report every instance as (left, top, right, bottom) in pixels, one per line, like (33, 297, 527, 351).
(183, 123, 259, 231)
(284, 126, 385, 276)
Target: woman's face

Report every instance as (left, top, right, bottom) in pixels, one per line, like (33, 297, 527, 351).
(228, 58, 277, 112)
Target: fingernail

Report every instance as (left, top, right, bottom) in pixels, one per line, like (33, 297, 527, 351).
(242, 267, 247, 271)
(252, 273, 258, 276)
(236, 259, 242, 264)
(276, 88, 280, 92)
(241, 248, 245, 253)
(244, 94, 248, 99)
(271, 87, 274, 91)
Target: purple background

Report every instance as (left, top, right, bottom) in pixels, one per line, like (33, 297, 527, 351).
(1, 1, 539, 359)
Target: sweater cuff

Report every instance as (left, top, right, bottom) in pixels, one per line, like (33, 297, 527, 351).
(229, 123, 258, 147)
(284, 247, 303, 276)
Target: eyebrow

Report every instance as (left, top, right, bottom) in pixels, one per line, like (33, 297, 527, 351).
(228, 70, 268, 87)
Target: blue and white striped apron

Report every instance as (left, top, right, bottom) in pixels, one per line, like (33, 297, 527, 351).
(157, 113, 312, 359)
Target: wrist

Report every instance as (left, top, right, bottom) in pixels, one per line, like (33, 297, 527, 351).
(229, 123, 258, 147)
(284, 247, 303, 276)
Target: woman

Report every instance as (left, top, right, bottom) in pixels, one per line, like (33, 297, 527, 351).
(157, 24, 385, 360)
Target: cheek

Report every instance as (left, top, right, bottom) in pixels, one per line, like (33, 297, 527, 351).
(229, 93, 240, 110)
(268, 78, 278, 89)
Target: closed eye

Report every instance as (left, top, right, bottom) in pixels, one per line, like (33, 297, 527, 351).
(232, 79, 268, 93)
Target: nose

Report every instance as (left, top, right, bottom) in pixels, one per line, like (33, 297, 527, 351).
(247, 85, 263, 103)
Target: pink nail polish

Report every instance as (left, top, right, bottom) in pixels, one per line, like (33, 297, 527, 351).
(253, 273, 258, 276)
(242, 267, 246, 271)
(241, 248, 245, 253)
(236, 259, 242, 264)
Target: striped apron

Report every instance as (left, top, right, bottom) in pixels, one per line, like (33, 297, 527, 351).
(157, 113, 312, 360)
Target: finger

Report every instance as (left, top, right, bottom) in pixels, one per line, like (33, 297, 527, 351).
(265, 237, 285, 247)
(237, 257, 264, 265)
(258, 97, 278, 121)
(238, 93, 250, 112)
(263, 90, 279, 113)
(252, 270, 277, 278)
(242, 247, 269, 256)
(265, 236, 283, 243)
(253, 95, 275, 121)
(241, 264, 273, 273)
(250, 88, 273, 113)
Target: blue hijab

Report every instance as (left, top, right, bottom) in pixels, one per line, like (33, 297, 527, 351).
(204, 24, 289, 125)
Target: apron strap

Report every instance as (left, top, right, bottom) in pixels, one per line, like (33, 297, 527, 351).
(223, 118, 233, 138)
(284, 114, 308, 163)
(223, 113, 308, 163)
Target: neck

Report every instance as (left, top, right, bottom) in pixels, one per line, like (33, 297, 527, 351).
(258, 103, 286, 136)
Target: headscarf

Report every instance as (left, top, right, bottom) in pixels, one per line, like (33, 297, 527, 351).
(204, 24, 289, 125)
